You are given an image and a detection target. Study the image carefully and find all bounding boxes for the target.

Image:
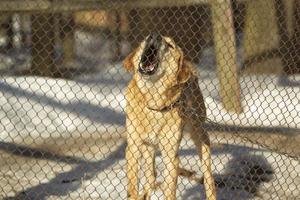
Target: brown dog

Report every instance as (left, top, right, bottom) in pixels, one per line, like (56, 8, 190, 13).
(123, 33, 216, 200)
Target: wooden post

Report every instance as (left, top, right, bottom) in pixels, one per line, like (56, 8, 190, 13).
(211, 0, 242, 113)
(283, 0, 300, 75)
(285, 0, 295, 38)
(59, 13, 75, 66)
(31, 14, 55, 76)
(20, 14, 31, 49)
(12, 14, 22, 49)
(113, 10, 122, 61)
(243, 0, 280, 73)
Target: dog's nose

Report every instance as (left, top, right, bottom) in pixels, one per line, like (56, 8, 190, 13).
(148, 32, 162, 46)
(149, 32, 161, 41)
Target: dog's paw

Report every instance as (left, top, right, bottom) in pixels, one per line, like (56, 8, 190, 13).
(127, 193, 148, 200)
(139, 192, 149, 200)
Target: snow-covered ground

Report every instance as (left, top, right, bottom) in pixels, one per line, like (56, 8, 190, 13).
(1, 61, 299, 147)
(0, 30, 299, 199)
(0, 62, 299, 199)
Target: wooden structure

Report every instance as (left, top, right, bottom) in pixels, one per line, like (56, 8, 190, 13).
(211, 0, 242, 113)
(0, 0, 243, 113)
(31, 14, 55, 75)
(127, 6, 212, 63)
(242, 0, 296, 74)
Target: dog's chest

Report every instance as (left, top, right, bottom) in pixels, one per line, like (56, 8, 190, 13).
(141, 112, 165, 146)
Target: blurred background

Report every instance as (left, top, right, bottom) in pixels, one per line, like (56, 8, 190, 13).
(0, 0, 299, 199)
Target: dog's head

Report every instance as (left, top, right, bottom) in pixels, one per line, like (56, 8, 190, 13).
(123, 32, 194, 84)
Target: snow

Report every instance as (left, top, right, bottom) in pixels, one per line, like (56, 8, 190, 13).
(0, 65, 130, 145)
(201, 71, 300, 129)
(2, 62, 298, 146)
(0, 62, 299, 199)
(196, 46, 300, 129)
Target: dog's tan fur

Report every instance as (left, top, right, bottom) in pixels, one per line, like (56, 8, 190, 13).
(123, 36, 216, 200)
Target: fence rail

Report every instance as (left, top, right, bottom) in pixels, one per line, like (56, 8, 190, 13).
(0, 0, 253, 12)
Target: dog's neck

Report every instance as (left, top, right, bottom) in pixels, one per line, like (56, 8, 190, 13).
(135, 74, 183, 111)
(147, 95, 181, 112)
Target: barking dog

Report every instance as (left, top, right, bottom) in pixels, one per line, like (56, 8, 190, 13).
(123, 32, 216, 200)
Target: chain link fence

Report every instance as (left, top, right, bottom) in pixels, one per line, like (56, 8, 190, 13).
(0, 0, 299, 199)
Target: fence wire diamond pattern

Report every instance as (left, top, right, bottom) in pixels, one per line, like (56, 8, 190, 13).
(0, 0, 299, 200)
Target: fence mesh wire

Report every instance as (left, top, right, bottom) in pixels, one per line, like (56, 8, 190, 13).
(0, 0, 299, 199)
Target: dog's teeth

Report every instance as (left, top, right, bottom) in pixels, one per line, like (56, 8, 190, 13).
(148, 65, 155, 71)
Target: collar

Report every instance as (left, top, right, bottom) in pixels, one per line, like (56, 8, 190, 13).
(144, 77, 192, 112)
(147, 95, 181, 112)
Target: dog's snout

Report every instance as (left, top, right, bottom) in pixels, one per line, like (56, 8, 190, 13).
(138, 33, 162, 76)
(147, 32, 162, 47)
(149, 32, 161, 43)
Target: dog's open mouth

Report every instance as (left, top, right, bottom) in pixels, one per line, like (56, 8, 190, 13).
(139, 44, 159, 75)
(139, 33, 162, 76)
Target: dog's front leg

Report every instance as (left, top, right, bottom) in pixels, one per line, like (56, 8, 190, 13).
(163, 150, 179, 200)
(159, 126, 182, 200)
(126, 140, 141, 199)
(141, 144, 156, 200)
(161, 146, 179, 200)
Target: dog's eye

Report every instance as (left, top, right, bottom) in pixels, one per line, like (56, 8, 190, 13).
(166, 42, 174, 50)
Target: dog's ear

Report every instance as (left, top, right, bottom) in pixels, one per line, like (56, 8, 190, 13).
(177, 59, 194, 84)
(123, 48, 137, 72)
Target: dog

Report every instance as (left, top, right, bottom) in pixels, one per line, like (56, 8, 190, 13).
(123, 32, 216, 200)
